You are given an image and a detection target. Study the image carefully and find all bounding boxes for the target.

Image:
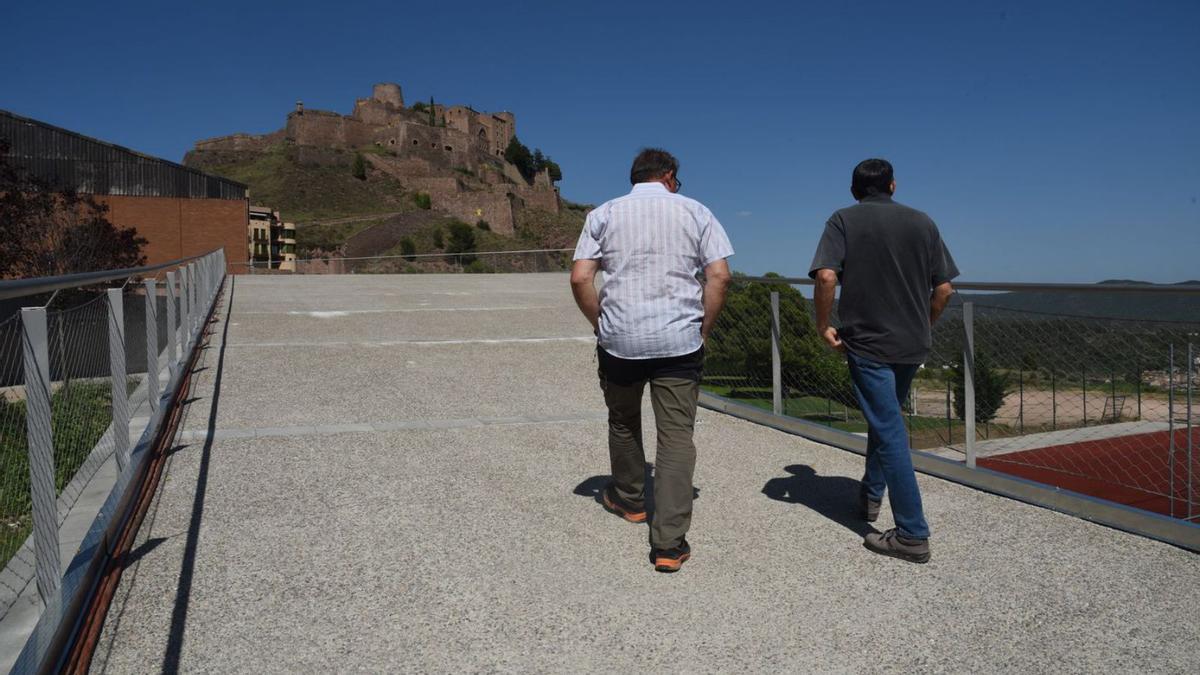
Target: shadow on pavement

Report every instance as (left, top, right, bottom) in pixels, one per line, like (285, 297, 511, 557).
(162, 277, 234, 675)
(762, 464, 878, 537)
(573, 464, 699, 521)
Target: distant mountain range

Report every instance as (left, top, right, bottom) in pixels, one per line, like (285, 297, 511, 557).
(960, 279, 1200, 323)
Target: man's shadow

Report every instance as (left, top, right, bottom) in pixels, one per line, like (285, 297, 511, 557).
(574, 464, 699, 521)
(762, 465, 878, 537)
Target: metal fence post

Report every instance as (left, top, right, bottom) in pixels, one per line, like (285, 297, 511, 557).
(1018, 368, 1024, 433)
(963, 302, 976, 468)
(1082, 368, 1088, 426)
(179, 266, 190, 354)
(1051, 370, 1057, 430)
(144, 279, 159, 412)
(108, 288, 130, 471)
(1188, 342, 1194, 521)
(21, 307, 61, 603)
(166, 270, 178, 379)
(1169, 344, 1175, 518)
(770, 290, 782, 416)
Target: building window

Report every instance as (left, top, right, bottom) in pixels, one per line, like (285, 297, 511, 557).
(445, 145, 452, 152)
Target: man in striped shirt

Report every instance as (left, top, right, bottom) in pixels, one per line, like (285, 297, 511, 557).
(570, 148, 734, 572)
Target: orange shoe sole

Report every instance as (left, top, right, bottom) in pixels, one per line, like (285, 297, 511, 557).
(653, 552, 690, 572)
(602, 491, 647, 523)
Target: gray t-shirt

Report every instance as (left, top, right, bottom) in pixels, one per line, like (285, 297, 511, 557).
(808, 194, 959, 364)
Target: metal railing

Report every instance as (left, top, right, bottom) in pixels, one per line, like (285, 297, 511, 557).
(702, 276, 1200, 548)
(235, 248, 575, 275)
(0, 249, 227, 673)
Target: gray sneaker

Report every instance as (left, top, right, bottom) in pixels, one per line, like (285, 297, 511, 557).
(860, 493, 881, 522)
(863, 528, 931, 564)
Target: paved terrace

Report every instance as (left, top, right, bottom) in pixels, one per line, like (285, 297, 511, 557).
(93, 274, 1198, 672)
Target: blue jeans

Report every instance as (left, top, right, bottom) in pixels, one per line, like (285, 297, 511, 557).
(846, 351, 930, 540)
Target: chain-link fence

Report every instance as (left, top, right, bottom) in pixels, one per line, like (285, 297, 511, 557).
(702, 278, 1200, 523)
(0, 249, 226, 670)
(237, 248, 575, 275)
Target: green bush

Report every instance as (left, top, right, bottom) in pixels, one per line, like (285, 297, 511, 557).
(352, 153, 367, 180)
(476, 220, 490, 231)
(431, 228, 444, 248)
(399, 237, 416, 262)
(413, 192, 432, 210)
(464, 259, 494, 273)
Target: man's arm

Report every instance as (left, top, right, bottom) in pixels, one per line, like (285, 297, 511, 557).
(814, 268, 843, 352)
(570, 259, 601, 333)
(700, 259, 732, 340)
(930, 281, 954, 325)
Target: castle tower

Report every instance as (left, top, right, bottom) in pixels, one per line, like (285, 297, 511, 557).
(372, 83, 404, 108)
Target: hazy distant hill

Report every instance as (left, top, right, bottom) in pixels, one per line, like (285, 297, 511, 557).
(960, 280, 1200, 323)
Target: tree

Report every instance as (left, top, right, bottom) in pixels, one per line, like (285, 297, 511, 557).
(504, 137, 536, 182)
(0, 141, 147, 278)
(476, 220, 490, 231)
(428, 97, 436, 126)
(952, 350, 1010, 424)
(352, 153, 367, 180)
(445, 221, 477, 265)
(542, 157, 563, 182)
(432, 228, 444, 248)
(703, 274, 855, 408)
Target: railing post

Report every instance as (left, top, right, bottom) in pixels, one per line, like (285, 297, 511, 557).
(166, 270, 178, 379)
(963, 302, 976, 468)
(144, 279, 159, 412)
(1188, 342, 1193, 521)
(1169, 344, 1175, 518)
(770, 290, 782, 416)
(108, 288, 130, 471)
(21, 307, 61, 603)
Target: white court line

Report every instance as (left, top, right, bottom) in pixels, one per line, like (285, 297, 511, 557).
(237, 306, 563, 316)
(226, 336, 597, 348)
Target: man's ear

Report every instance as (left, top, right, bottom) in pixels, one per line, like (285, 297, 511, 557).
(889, 180, 897, 195)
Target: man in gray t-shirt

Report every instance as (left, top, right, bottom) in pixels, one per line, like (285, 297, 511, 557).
(809, 158, 958, 564)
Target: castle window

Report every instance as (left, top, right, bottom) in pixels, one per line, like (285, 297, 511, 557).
(445, 145, 452, 152)
(413, 139, 418, 145)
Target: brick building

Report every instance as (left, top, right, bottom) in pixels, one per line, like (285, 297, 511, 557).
(0, 109, 249, 273)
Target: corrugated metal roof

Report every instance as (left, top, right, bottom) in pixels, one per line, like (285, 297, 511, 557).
(0, 108, 247, 200)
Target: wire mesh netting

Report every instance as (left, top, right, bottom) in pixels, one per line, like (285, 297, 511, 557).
(939, 304, 1200, 521)
(0, 313, 29, 570)
(45, 295, 116, 524)
(702, 281, 1200, 522)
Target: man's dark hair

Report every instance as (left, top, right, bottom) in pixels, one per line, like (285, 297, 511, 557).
(629, 148, 678, 185)
(851, 158, 894, 200)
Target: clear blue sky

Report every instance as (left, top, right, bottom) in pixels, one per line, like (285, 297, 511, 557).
(3, 1, 1198, 283)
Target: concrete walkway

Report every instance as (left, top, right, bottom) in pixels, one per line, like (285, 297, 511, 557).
(93, 274, 1200, 673)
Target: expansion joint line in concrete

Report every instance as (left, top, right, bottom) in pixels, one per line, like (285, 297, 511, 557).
(177, 412, 611, 442)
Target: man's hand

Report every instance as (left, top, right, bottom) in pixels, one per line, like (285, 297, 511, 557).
(820, 325, 845, 352)
(813, 268, 843, 353)
(700, 259, 732, 341)
(930, 281, 954, 325)
(570, 259, 601, 333)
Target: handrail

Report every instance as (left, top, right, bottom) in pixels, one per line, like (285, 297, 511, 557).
(737, 275, 1200, 295)
(231, 247, 575, 266)
(0, 250, 218, 301)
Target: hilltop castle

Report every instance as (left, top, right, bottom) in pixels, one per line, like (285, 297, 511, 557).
(187, 83, 559, 234)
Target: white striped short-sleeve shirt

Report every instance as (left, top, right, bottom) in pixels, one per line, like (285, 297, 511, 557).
(573, 182, 734, 359)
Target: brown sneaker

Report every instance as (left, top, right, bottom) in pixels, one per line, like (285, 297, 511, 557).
(602, 485, 647, 524)
(650, 538, 691, 573)
(863, 528, 930, 564)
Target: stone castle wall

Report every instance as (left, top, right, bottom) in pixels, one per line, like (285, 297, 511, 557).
(187, 82, 558, 236)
